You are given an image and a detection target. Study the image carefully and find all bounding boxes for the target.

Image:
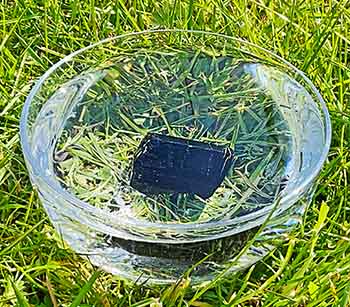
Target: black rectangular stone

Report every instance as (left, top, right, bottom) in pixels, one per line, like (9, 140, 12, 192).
(130, 133, 234, 199)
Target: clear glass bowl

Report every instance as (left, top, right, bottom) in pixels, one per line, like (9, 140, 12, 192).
(20, 30, 331, 284)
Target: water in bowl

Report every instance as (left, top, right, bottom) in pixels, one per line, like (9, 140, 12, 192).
(51, 52, 299, 222)
(31, 49, 317, 282)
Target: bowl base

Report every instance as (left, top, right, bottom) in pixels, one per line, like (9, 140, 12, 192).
(41, 189, 311, 284)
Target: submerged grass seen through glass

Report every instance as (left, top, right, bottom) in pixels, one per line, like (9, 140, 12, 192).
(54, 50, 292, 224)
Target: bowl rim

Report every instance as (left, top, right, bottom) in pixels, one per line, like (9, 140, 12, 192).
(20, 29, 332, 235)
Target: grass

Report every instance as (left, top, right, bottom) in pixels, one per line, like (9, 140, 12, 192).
(53, 51, 289, 224)
(0, 0, 349, 306)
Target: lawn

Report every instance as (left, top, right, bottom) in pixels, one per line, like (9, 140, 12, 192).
(0, 0, 349, 306)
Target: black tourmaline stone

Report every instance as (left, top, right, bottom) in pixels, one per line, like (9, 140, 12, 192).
(130, 133, 234, 199)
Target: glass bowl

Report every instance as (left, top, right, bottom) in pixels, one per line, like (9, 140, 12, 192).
(20, 29, 331, 284)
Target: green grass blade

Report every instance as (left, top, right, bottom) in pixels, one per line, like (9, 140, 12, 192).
(69, 270, 102, 307)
